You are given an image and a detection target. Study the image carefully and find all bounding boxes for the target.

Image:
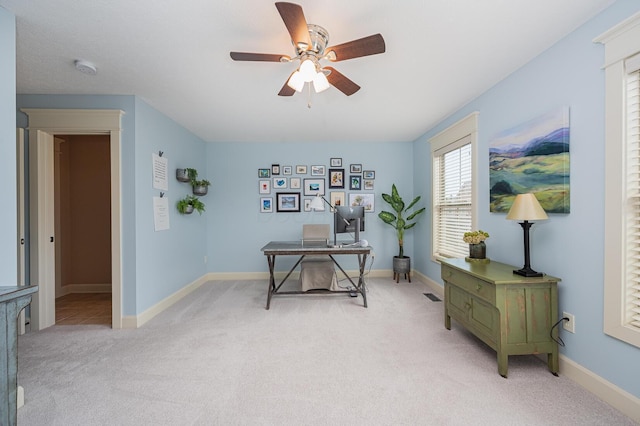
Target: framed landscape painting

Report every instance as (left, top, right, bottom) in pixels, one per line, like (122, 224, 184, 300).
(489, 107, 570, 213)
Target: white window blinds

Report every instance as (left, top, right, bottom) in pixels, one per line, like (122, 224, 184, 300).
(433, 136, 472, 258)
(626, 53, 640, 329)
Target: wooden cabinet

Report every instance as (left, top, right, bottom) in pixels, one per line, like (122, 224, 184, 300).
(441, 258, 560, 377)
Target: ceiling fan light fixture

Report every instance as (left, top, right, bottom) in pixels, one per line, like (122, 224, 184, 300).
(299, 59, 316, 82)
(313, 71, 330, 93)
(287, 71, 305, 92)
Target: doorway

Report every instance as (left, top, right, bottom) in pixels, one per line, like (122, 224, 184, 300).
(23, 108, 123, 330)
(54, 135, 112, 325)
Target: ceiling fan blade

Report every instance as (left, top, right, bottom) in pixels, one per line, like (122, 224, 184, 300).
(278, 72, 296, 96)
(324, 67, 360, 96)
(325, 34, 386, 62)
(275, 2, 312, 51)
(230, 52, 291, 62)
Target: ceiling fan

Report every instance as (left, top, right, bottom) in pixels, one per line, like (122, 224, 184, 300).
(230, 2, 385, 97)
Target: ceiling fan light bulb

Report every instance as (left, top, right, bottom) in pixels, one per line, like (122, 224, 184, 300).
(313, 71, 330, 93)
(287, 71, 305, 92)
(299, 59, 316, 82)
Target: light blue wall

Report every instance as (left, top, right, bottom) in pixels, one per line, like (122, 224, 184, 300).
(7, 0, 639, 402)
(133, 98, 207, 313)
(413, 0, 640, 399)
(0, 7, 17, 285)
(205, 141, 415, 274)
(16, 95, 208, 315)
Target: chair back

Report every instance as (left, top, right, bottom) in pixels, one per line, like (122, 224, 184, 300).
(302, 224, 330, 244)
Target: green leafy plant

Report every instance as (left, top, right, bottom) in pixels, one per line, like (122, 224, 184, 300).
(378, 184, 426, 258)
(192, 179, 211, 188)
(185, 168, 199, 181)
(176, 194, 205, 215)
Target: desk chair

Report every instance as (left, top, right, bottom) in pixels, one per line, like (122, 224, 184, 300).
(300, 224, 338, 291)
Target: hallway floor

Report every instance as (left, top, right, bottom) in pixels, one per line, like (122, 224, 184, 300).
(55, 293, 112, 326)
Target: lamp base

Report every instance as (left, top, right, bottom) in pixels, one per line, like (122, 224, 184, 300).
(513, 267, 543, 277)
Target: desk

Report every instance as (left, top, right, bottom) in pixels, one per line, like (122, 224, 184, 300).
(441, 258, 559, 377)
(260, 241, 371, 309)
(1, 285, 38, 426)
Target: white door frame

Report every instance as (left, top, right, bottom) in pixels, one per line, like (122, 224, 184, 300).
(17, 129, 26, 334)
(22, 108, 124, 329)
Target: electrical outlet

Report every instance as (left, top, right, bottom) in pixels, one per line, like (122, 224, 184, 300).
(204, 255, 208, 264)
(563, 312, 575, 333)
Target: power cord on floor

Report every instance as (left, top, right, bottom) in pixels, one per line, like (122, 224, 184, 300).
(550, 317, 569, 347)
(336, 252, 375, 291)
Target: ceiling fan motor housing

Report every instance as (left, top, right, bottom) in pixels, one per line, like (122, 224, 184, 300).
(298, 24, 329, 55)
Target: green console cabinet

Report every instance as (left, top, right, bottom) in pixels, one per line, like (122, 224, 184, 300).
(441, 258, 560, 378)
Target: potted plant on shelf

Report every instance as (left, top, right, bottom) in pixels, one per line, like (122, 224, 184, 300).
(463, 230, 490, 261)
(191, 179, 211, 196)
(176, 167, 198, 183)
(176, 194, 205, 215)
(378, 184, 426, 282)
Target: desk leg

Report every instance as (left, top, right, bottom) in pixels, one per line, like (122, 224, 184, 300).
(265, 255, 276, 310)
(358, 254, 368, 308)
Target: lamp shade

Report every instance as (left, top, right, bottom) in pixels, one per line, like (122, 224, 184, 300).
(313, 71, 330, 93)
(309, 195, 326, 210)
(299, 59, 316, 82)
(287, 71, 305, 92)
(506, 193, 548, 221)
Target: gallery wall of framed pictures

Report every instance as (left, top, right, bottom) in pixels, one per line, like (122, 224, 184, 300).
(258, 159, 376, 214)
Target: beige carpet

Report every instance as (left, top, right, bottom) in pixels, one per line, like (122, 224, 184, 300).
(16, 277, 637, 425)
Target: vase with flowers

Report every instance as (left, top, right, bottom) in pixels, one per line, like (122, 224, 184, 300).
(463, 230, 490, 261)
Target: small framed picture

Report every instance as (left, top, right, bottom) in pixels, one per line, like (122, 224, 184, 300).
(260, 197, 273, 213)
(349, 193, 375, 213)
(330, 191, 346, 211)
(330, 158, 342, 167)
(329, 168, 344, 188)
(363, 170, 375, 179)
(259, 180, 271, 194)
(283, 166, 292, 175)
(349, 175, 361, 190)
(272, 164, 280, 175)
(276, 192, 300, 212)
(350, 164, 362, 173)
(290, 177, 301, 189)
(296, 165, 307, 174)
(258, 168, 271, 178)
(303, 178, 325, 196)
(310, 165, 325, 176)
(273, 177, 287, 189)
(363, 179, 374, 190)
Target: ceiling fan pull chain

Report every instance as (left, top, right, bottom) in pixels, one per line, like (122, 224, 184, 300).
(307, 83, 312, 109)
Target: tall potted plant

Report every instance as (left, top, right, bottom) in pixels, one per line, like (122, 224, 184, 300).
(378, 184, 426, 282)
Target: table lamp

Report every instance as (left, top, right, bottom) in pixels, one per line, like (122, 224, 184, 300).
(505, 193, 548, 277)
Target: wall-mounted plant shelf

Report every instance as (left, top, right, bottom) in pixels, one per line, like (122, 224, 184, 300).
(176, 167, 210, 214)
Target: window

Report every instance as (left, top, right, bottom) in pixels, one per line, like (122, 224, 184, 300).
(596, 12, 640, 348)
(430, 113, 478, 261)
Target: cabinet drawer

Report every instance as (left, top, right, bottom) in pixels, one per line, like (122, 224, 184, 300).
(442, 265, 495, 304)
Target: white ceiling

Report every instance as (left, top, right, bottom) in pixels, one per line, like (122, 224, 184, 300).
(1, 0, 615, 143)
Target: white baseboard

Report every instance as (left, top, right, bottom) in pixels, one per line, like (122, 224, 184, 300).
(559, 355, 640, 422)
(413, 270, 445, 298)
(121, 275, 208, 329)
(412, 270, 639, 422)
(57, 283, 112, 296)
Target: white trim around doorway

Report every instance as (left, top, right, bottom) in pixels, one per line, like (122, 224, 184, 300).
(21, 108, 124, 329)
